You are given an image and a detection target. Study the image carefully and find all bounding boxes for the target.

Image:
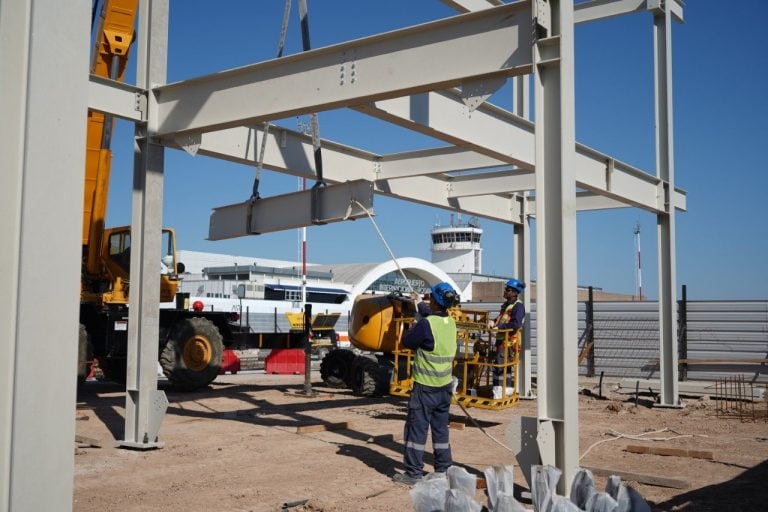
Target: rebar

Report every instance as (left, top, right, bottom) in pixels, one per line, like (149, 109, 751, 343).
(715, 375, 767, 422)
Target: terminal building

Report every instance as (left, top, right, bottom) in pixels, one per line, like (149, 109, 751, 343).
(176, 217, 631, 333)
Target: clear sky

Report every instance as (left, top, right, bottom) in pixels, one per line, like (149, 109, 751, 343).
(105, 0, 768, 300)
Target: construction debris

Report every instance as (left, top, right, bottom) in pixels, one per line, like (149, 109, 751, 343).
(295, 421, 353, 434)
(624, 444, 714, 460)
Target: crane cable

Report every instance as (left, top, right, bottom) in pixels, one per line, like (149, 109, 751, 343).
(298, 0, 325, 189)
(251, 0, 292, 201)
(352, 200, 416, 295)
(351, 198, 516, 453)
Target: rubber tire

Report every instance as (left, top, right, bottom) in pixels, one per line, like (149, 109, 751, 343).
(351, 356, 387, 397)
(77, 324, 93, 391)
(319, 349, 356, 388)
(160, 317, 223, 391)
(99, 357, 127, 385)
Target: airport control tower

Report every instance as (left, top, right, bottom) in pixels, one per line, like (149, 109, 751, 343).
(430, 215, 483, 274)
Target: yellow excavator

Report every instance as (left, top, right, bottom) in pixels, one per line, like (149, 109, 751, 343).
(79, 0, 238, 390)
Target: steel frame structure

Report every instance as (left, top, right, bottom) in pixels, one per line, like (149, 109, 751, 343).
(0, 0, 684, 505)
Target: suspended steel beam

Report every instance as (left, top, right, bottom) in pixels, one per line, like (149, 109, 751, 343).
(356, 90, 686, 213)
(208, 179, 375, 240)
(153, 1, 533, 137)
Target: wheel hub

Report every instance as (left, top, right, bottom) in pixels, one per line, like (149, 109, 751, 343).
(182, 335, 212, 371)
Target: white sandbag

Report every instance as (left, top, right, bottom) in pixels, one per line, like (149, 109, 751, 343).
(585, 491, 618, 512)
(447, 465, 477, 497)
(444, 488, 482, 512)
(570, 468, 597, 509)
(484, 465, 514, 511)
(410, 472, 449, 512)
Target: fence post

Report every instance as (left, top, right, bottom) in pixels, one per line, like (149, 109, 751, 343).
(587, 286, 595, 377)
(678, 284, 688, 381)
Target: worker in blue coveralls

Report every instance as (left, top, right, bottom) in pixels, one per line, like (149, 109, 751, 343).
(489, 278, 526, 399)
(392, 282, 458, 485)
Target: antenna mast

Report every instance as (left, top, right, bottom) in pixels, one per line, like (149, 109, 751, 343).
(633, 222, 643, 300)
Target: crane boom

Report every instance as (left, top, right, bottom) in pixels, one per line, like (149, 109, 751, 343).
(82, 0, 137, 274)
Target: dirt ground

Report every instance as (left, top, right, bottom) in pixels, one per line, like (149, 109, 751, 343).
(73, 371, 768, 511)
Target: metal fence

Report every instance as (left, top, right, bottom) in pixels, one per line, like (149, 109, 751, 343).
(466, 296, 768, 384)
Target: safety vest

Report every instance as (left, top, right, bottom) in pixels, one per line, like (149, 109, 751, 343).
(412, 315, 457, 387)
(495, 299, 522, 342)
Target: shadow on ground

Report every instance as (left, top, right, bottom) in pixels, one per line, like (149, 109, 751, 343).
(652, 459, 768, 512)
(75, 377, 502, 452)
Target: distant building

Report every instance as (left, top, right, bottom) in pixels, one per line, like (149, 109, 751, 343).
(426, 216, 635, 302)
(176, 250, 460, 308)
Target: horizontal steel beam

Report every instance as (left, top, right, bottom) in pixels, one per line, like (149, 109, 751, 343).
(153, 1, 533, 137)
(355, 90, 686, 213)
(379, 147, 506, 179)
(446, 169, 535, 197)
(440, 0, 503, 13)
(575, 0, 683, 25)
(208, 179, 375, 240)
(88, 74, 145, 122)
(179, 126, 523, 224)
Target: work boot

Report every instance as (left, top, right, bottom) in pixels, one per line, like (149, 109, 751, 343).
(392, 473, 422, 485)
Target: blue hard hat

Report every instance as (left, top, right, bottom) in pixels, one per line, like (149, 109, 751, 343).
(430, 282, 457, 308)
(505, 278, 525, 293)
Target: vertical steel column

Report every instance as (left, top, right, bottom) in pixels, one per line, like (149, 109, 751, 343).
(678, 284, 688, 381)
(533, 0, 579, 493)
(0, 0, 90, 509)
(514, 201, 534, 399)
(120, 0, 170, 449)
(513, 73, 534, 399)
(653, 3, 680, 407)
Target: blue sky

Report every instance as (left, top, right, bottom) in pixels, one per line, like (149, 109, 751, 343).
(105, 0, 768, 300)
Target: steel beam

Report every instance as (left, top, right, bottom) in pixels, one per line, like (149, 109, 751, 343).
(534, 0, 580, 495)
(356, 90, 686, 213)
(653, 4, 680, 408)
(88, 74, 146, 122)
(575, 0, 684, 25)
(379, 147, 505, 179)
(0, 1, 90, 510)
(188, 127, 522, 223)
(447, 170, 535, 197)
(153, 2, 533, 137)
(208, 180, 375, 240)
(120, 0, 169, 450)
(440, 0, 503, 13)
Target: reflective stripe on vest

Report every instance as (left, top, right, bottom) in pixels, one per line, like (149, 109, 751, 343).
(413, 315, 457, 387)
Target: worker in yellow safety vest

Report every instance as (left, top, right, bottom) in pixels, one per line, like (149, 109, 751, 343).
(392, 282, 458, 485)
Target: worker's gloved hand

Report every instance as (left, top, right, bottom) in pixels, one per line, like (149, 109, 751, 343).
(410, 291, 422, 305)
(487, 319, 495, 330)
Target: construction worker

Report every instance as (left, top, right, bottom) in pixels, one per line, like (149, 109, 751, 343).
(392, 282, 458, 485)
(489, 278, 526, 399)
